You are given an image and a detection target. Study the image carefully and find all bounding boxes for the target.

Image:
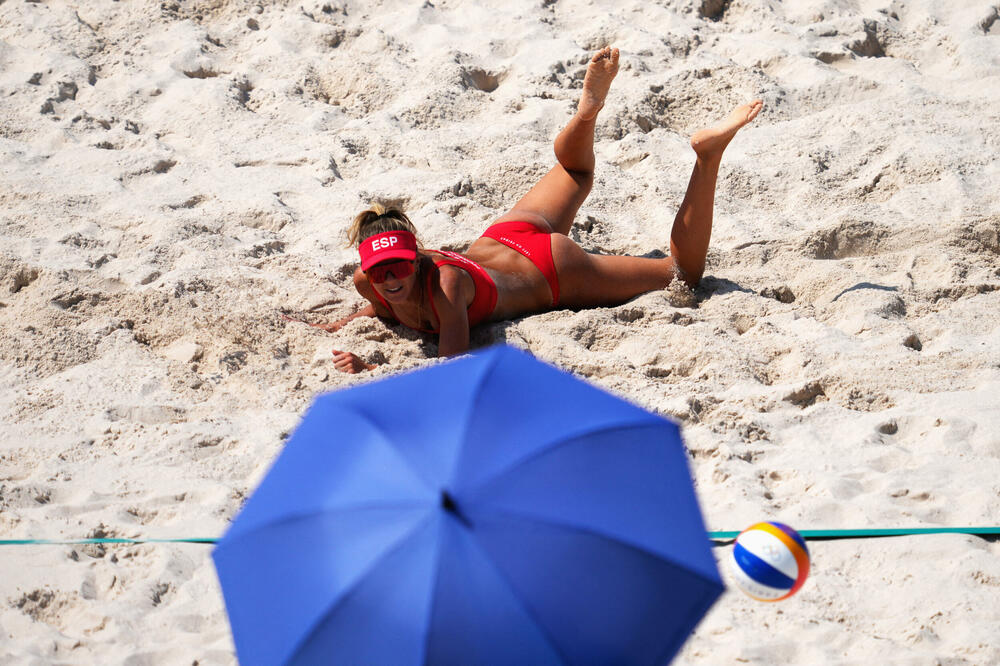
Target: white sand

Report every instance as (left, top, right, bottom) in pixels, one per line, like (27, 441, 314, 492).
(2, 0, 999, 663)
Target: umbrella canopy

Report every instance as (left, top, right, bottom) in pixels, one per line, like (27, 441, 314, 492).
(213, 345, 722, 665)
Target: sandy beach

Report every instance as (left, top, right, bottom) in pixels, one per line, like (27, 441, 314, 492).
(2, 0, 999, 663)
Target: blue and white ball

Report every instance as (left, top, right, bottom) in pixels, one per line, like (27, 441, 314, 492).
(729, 522, 810, 601)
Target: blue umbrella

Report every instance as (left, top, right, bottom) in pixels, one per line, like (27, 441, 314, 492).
(212, 345, 722, 665)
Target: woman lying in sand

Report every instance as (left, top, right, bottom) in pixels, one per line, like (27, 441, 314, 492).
(292, 47, 761, 373)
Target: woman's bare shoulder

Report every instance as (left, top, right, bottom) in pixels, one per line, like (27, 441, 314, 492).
(352, 267, 373, 295)
(431, 262, 474, 302)
(352, 267, 392, 316)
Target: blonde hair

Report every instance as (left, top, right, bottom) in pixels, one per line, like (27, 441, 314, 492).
(347, 204, 419, 248)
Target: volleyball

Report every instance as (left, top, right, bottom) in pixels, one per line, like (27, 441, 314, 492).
(728, 522, 810, 601)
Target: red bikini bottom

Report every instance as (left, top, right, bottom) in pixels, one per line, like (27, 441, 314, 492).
(480, 221, 560, 306)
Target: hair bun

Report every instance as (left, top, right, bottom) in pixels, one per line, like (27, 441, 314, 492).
(347, 204, 418, 248)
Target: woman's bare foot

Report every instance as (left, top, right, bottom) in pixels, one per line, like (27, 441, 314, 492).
(690, 100, 763, 157)
(577, 47, 620, 121)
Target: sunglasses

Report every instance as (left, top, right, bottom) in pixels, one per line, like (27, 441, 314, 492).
(366, 259, 415, 283)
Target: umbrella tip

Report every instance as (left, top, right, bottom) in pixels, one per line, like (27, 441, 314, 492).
(440, 490, 471, 527)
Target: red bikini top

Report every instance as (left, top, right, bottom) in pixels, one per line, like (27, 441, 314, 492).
(370, 250, 498, 333)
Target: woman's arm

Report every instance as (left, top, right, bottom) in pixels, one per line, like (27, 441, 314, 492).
(433, 267, 472, 357)
(281, 302, 380, 332)
(322, 303, 378, 332)
(282, 268, 393, 333)
(282, 268, 397, 374)
(327, 268, 400, 372)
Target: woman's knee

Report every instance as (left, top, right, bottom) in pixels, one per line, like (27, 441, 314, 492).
(566, 168, 594, 193)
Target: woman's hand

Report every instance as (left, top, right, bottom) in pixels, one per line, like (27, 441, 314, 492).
(331, 349, 376, 374)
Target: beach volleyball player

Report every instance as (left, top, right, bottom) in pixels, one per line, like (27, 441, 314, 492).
(289, 48, 762, 373)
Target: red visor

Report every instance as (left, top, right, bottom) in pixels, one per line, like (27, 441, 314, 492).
(359, 231, 418, 270)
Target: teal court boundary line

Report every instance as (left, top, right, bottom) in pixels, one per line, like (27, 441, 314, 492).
(2, 527, 999, 546)
(0, 537, 218, 546)
(707, 526, 1000, 543)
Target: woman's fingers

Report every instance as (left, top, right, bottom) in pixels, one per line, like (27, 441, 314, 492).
(332, 349, 360, 373)
(331, 349, 375, 373)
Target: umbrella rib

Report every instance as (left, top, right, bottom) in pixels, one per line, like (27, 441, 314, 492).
(418, 519, 447, 666)
(451, 347, 504, 487)
(348, 406, 440, 494)
(468, 420, 667, 497)
(281, 512, 438, 664)
(216, 502, 430, 553)
(476, 506, 723, 593)
(460, 525, 574, 666)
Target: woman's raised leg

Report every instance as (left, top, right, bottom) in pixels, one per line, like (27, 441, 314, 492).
(496, 47, 620, 235)
(670, 100, 762, 285)
(556, 100, 763, 306)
